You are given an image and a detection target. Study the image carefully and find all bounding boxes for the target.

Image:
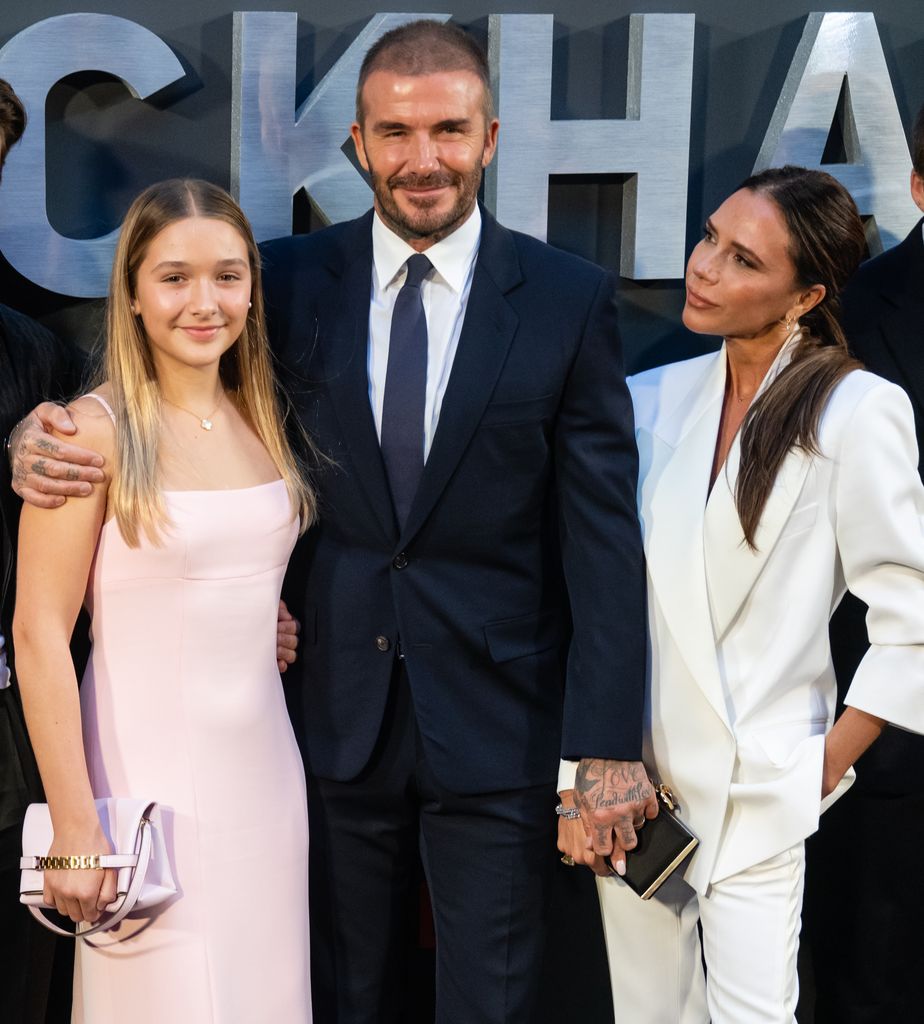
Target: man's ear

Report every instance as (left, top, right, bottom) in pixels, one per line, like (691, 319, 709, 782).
(911, 170, 924, 215)
(350, 123, 370, 173)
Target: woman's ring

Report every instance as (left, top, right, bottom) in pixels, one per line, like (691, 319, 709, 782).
(561, 854, 576, 867)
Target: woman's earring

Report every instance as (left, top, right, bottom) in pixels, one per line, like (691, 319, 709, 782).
(248, 301, 252, 309)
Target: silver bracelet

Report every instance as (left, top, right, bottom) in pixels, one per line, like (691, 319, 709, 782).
(555, 803, 581, 820)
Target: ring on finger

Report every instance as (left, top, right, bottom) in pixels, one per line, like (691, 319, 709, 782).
(561, 854, 576, 867)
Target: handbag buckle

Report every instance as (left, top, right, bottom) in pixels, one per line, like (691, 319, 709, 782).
(656, 784, 679, 813)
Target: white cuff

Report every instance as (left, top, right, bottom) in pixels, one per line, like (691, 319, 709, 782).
(557, 758, 578, 794)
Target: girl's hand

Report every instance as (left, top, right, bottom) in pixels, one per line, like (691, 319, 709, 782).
(43, 824, 118, 924)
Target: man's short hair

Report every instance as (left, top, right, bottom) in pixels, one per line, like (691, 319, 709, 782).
(913, 101, 924, 177)
(0, 78, 26, 177)
(355, 20, 493, 124)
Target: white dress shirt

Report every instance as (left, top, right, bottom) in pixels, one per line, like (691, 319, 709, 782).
(367, 205, 482, 460)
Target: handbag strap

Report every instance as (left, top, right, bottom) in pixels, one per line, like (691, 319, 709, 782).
(27, 817, 152, 939)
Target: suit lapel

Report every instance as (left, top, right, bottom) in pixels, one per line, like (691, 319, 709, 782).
(643, 349, 731, 729)
(319, 213, 398, 542)
(703, 333, 812, 642)
(704, 442, 811, 643)
(400, 211, 521, 545)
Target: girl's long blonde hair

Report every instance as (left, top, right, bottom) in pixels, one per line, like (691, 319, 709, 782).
(105, 178, 316, 546)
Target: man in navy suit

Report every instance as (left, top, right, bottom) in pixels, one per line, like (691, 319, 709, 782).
(803, 102, 924, 1023)
(260, 22, 652, 1021)
(12, 22, 652, 1023)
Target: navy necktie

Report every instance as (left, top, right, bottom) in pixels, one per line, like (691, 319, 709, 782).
(381, 253, 432, 527)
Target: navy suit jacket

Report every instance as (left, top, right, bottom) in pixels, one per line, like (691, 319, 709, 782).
(830, 218, 924, 795)
(262, 208, 646, 795)
(842, 219, 924, 470)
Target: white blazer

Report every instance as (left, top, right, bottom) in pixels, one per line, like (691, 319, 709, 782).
(561, 338, 924, 894)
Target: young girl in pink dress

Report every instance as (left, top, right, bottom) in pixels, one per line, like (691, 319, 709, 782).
(15, 179, 314, 1022)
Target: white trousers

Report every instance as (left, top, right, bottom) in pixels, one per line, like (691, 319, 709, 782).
(596, 843, 805, 1023)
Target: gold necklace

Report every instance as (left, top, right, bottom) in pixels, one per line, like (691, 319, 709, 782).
(163, 390, 224, 431)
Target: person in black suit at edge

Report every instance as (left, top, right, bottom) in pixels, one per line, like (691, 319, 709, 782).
(0, 79, 85, 1024)
(802, 101, 924, 1023)
(10, 20, 655, 1024)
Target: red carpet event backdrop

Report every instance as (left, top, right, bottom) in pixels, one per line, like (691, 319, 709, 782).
(0, 1, 921, 371)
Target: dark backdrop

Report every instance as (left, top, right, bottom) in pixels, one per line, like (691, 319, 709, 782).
(2, 1, 923, 373)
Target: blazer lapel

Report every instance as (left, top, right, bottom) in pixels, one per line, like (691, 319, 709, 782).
(400, 210, 521, 545)
(704, 442, 811, 642)
(643, 349, 732, 730)
(703, 334, 812, 642)
(319, 214, 398, 542)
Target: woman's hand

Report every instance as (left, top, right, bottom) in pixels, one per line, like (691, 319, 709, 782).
(43, 823, 118, 924)
(821, 750, 843, 800)
(822, 708, 886, 798)
(557, 790, 612, 877)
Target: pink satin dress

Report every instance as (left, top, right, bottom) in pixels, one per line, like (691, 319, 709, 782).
(72, 476, 311, 1022)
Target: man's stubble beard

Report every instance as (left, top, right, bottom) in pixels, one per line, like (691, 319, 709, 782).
(366, 149, 485, 246)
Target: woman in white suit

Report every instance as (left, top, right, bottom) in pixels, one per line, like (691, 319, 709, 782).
(558, 166, 924, 1022)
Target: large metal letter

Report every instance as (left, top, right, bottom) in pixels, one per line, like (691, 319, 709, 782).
(232, 11, 450, 241)
(485, 14, 694, 279)
(0, 14, 185, 298)
(755, 12, 916, 252)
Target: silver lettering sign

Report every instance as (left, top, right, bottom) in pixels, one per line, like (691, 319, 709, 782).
(0, 11, 914, 298)
(484, 13, 695, 279)
(0, 14, 185, 297)
(232, 11, 451, 241)
(755, 11, 917, 252)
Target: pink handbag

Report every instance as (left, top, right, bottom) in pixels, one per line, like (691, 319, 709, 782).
(19, 798, 176, 938)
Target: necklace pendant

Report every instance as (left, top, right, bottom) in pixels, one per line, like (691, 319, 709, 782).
(200, 418, 213, 431)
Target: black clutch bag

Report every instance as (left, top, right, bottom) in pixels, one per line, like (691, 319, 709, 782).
(617, 784, 698, 900)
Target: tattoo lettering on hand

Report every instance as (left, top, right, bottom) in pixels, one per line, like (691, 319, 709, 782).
(574, 759, 654, 812)
(31, 458, 48, 478)
(35, 436, 61, 457)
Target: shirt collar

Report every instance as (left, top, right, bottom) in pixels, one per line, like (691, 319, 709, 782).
(372, 204, 482, 294)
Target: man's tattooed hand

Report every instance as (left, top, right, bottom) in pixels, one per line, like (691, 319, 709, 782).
(573, 758, 658, 865)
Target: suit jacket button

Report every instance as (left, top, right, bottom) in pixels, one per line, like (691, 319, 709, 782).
(375, 635, 391, 652)
(392, 552, 409, 570)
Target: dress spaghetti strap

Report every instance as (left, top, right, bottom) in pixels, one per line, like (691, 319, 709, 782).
(81, 392, 116, 425)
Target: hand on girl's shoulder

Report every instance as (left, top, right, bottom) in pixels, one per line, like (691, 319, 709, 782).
(62, 390, 117, 468)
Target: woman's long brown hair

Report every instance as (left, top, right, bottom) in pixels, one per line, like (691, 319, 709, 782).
(733, 166, 866, 548)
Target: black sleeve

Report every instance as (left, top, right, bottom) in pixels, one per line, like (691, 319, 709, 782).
(0, 304, 87, 436)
